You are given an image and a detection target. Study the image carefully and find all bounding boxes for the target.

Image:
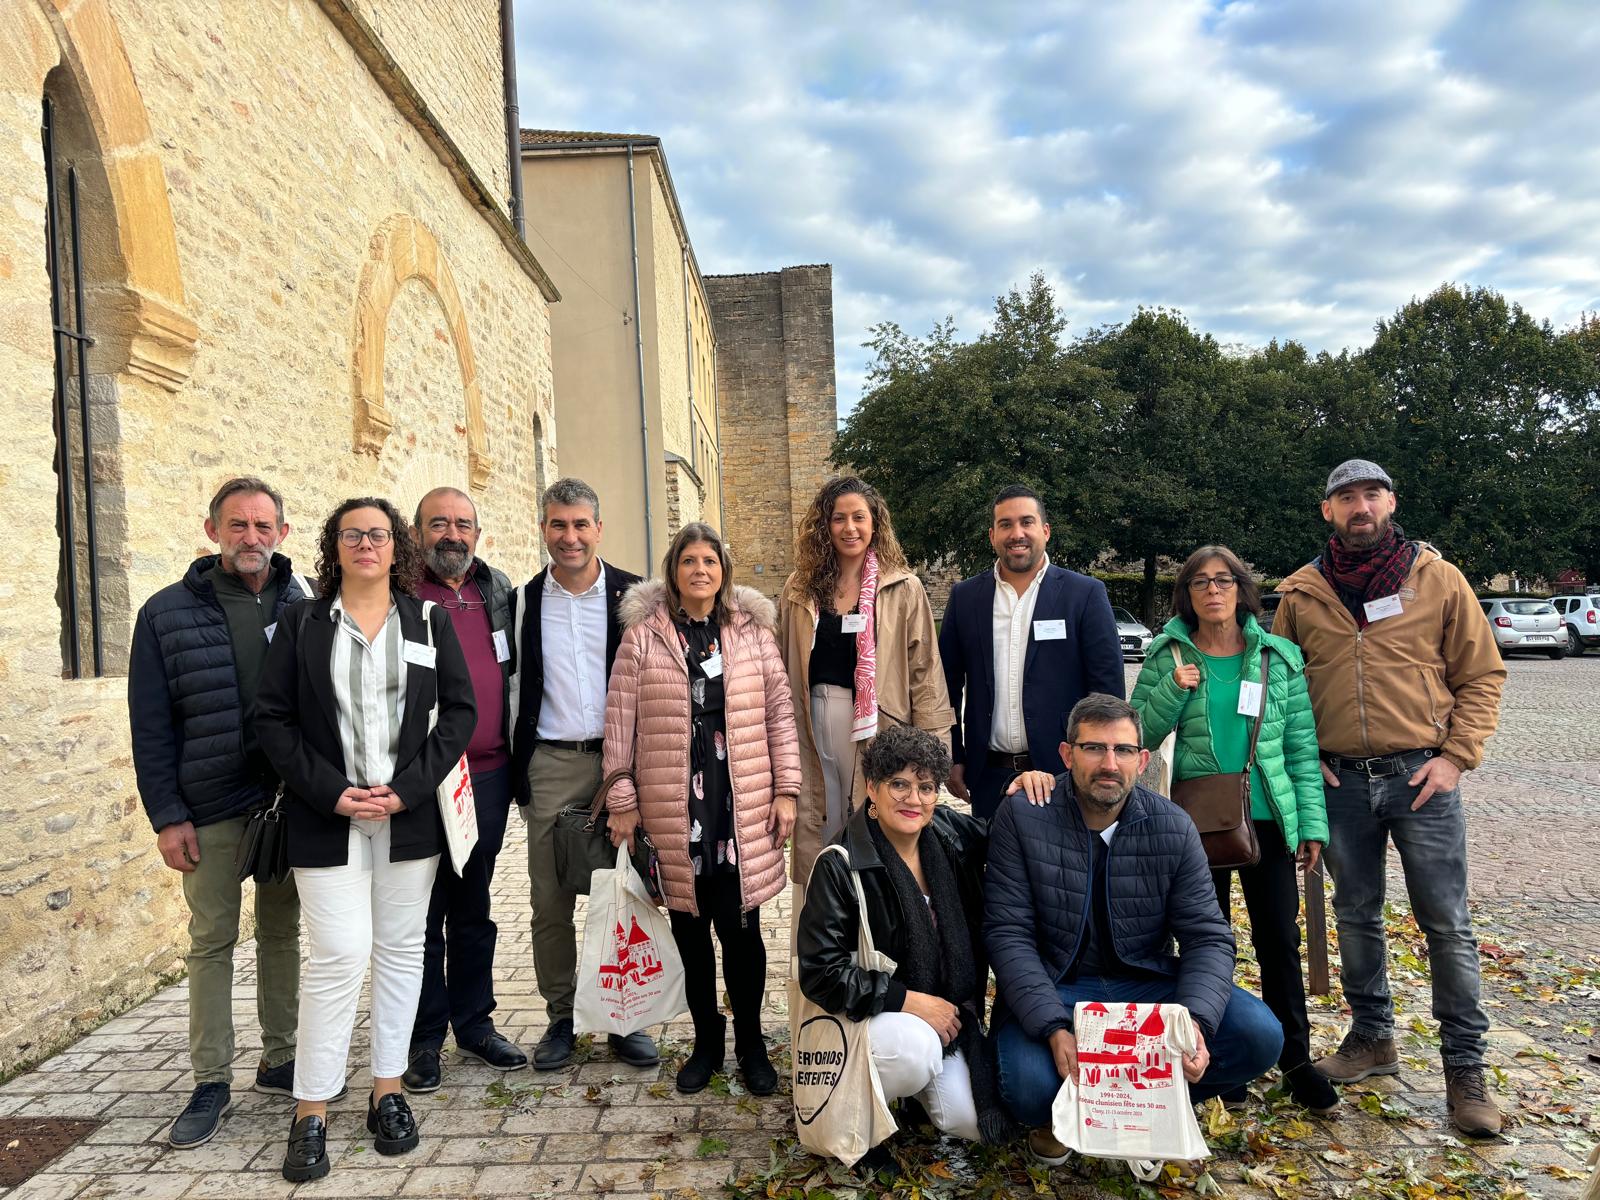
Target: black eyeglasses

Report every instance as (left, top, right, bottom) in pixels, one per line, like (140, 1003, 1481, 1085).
(338, 528, 392, 548)
(436, 597, 485, 612)
(1187, 575, 1237, 593)
(1070, 741, 1142, 760)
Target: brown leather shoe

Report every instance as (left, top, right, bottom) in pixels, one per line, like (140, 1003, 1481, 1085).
(1027, 1127, 1071, 1166)
(1445, 1066, 1503, 1137)
(1314, 1030, 1399, 1082)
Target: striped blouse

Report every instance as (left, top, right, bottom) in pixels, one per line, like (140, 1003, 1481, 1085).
(329, 594, 408, 787)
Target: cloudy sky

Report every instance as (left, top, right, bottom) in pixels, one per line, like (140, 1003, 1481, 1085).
(514, 1, 1600, 414)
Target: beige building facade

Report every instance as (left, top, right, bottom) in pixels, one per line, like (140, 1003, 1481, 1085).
(520, 131, 722, 578)
(0, 0, 558, 1072)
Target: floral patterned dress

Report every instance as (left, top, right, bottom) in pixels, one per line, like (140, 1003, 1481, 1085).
(676, 615, 735, 876)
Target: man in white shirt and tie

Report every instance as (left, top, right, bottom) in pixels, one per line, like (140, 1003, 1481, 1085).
(507, 479, 653, 1069)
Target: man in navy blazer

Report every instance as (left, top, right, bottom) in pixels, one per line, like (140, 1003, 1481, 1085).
(939, 485, 1125, 819)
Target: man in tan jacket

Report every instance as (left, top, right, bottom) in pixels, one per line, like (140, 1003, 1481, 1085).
(1275, 459, 1505, 1137)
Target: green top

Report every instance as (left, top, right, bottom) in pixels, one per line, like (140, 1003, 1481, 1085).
(206, 565, 279, 754)
(1196, 650, 1271, 821)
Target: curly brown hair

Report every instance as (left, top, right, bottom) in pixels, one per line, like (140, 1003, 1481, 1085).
(312, 496, 422, 597)
(791, 476, 909, 609)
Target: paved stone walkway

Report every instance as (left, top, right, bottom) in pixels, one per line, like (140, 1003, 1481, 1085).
(2, 657, 1597, 1198)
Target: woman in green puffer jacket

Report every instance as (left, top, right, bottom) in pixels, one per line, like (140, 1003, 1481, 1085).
(1130, 544, 1335, 1116)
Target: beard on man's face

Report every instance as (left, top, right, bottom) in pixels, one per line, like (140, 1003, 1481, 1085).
(1336, 510, 1390, 550)
(426, 539, 472, 579)
(1073, 766, 1134, 811)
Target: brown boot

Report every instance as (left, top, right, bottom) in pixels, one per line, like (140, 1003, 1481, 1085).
(1444, 1066, 1503, 1137)
(1314, 1030, 1399, 1082)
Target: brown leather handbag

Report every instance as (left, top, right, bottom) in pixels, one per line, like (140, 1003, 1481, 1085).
(1170, 646, 1270, 870)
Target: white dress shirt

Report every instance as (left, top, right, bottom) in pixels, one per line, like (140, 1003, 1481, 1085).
(328, 594, 407, 787)
(537, 563, 609, 741)
(989, 562, 1046, 754)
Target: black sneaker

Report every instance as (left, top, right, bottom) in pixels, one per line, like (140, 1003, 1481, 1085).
(367, 1091, 420, 1156)
(255, 1060, 348, 1101)
(402, 1047, 443, 1093)
(169, 1083, 231, 1148)
(282, 1113, 329, 1183)
(457, 1031, 529, 1071)
(1285, 1063, 1341, 1117)
(533, 1018, 576, 1070)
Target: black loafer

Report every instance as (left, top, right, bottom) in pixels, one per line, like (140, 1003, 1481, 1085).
(282, 1113, 329, 1183)
(457, 1031, 529, 1071)
(169, 1083, 231, 1149)
(402, 1048, 442, 1093)
(533, 1017, 575, 1071)
(608, 1031, 660, 1068)
(367, 1091, 420, 1156)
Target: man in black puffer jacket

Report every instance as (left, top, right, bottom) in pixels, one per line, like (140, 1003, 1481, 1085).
(128, 477, 313, 1151)
(985, 694, 1282, 1165)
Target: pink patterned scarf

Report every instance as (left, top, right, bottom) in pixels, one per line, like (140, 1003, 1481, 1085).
(851, 549, 880, 741)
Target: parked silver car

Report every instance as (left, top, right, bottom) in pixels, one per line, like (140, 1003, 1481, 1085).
(1113, 607, 1153, 660)
(1478, 598, 1566, 659)
(1550, 592, 1600, 657)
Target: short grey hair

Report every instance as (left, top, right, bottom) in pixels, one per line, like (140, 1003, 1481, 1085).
(209, 476, 284, 526)
(541, 477, 600, 523)
(413, 486, 478, 530)
(1064, 693, 1142, 744)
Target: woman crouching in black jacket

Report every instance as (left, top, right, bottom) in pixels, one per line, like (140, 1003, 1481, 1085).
(796, 725, 1007, 1144)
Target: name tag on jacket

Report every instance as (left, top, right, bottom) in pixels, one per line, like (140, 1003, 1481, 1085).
(402, 640, 437, 669)
(1033, 619, 1067, 641)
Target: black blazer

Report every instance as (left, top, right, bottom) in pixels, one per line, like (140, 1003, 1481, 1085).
(508, 561, 641, 803)
(938, 563, 1125, 782)
(256, 592, 477, 868)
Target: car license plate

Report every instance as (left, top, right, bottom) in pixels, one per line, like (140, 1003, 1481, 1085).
(1525, 635, 1554, 643)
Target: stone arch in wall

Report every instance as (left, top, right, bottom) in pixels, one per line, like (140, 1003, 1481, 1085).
(351, 214, 491, 490)
(30, 0, 198, 390)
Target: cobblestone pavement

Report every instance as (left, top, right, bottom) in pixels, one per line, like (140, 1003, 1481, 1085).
(1, 657, 1596, 1199)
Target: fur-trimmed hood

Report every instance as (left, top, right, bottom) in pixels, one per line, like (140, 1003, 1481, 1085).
(619, 578, 779, 636)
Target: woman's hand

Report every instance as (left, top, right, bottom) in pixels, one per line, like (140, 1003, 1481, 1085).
(334, 786, 389, 820)
(607, 808, 640, 854)
(1296, 840, 1323, 874)
(1005, 770, 1058, 807)
(1173, 662, 1202, 690)
(903, 991, 961, 1046)
(368, 784, 405, 815)
(768, 795, 797, 846)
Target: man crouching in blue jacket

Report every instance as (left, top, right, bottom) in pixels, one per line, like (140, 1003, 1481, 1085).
(985, 693, 1282, 1165)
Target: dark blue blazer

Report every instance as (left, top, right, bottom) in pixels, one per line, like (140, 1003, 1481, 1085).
(938, 563, 1125, 779)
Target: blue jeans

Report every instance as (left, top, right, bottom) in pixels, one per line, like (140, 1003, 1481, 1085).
(1321, 759, 1488, 1067)
(996, 979, 1283, 1129)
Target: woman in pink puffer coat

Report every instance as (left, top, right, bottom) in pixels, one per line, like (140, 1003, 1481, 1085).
(602, 522, 801, 1097)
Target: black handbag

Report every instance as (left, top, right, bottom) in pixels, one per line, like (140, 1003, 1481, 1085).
(554, 768, 659, 900)
(235, 791, 290, 884)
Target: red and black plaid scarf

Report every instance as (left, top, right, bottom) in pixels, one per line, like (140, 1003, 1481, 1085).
(1320, 522, 1416, 628)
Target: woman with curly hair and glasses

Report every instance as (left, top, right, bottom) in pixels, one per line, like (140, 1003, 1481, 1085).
(256, 497, 477, 1183)
(781, 476, 954, 887)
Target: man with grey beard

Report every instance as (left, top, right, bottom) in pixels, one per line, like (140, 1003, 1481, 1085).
(402, 486, 526, 1091)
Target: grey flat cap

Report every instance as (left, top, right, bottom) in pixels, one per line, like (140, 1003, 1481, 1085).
(1325, 459, 1393, 497)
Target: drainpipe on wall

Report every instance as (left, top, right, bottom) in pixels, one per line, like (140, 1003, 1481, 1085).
(627, 142, 655, 568)
(499, 0, 525, 238)
(711, 338, 725, 534)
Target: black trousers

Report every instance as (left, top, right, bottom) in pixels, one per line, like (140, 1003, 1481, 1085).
(668, 872, 766, 1038)
(1212, 819, 1311, 1071)
(411, 765, 513, 1051)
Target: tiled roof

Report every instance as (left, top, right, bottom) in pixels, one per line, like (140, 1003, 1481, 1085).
(520, 128, 657, 147)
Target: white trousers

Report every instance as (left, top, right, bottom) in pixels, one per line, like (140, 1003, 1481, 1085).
(869, 1011, 981, 1142)
(810, 683, 857, 846)
(291, 819, 439, 1101)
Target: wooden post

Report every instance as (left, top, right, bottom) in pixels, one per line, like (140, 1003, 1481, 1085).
(1304, 860, 1331, 996)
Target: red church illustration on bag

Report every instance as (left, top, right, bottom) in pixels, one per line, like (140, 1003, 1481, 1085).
(1076, 1001, 1175, 1092)
(598, 915, 665, 991)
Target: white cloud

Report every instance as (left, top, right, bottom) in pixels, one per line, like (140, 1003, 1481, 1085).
(515, 0, 1600, 415)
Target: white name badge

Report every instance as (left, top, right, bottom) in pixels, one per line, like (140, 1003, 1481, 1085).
(1237, 680, 1263, 718)
(1364, 594, 1404, 623)
(493, 629, 511, 663)
(402, 640, 437, 669)
(840, 613, 867, 634)
(1034, 619, 1067, 641)
(701, 652, 724, 679)
(264, 622, 277, 644)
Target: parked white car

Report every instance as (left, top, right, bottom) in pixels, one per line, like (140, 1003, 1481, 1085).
(1550, 592, 1600, 658)
(1112, 607, 1153, 661)
(1478, 598, 1565, 660)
